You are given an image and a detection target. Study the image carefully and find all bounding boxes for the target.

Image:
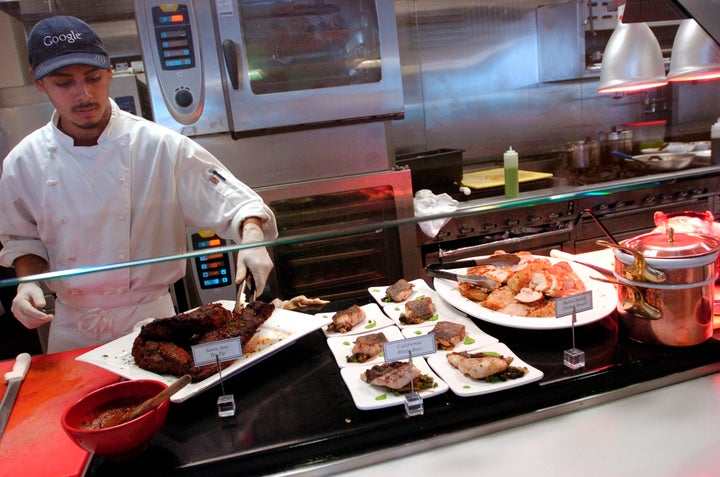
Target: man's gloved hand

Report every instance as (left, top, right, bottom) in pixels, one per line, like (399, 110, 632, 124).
(235, 222, 273, 296)
(11, 282, 54, 329)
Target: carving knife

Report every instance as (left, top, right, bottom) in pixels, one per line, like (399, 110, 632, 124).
(0, 353, 31, 440)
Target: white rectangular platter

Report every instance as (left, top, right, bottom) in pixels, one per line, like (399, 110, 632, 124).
(77, 300, 331, 402)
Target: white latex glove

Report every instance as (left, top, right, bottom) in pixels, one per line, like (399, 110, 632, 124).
(235, 222, 273, 296)
(11, 282, 54, 329)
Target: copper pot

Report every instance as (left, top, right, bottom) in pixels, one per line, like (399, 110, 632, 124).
(609, 230, 720, 346)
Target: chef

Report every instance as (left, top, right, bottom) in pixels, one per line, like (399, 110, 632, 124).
(0, 16, 278, 353)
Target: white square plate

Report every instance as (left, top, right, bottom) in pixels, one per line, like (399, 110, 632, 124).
(426, 342, 543, 397)
(319, 303, 395, 337)
(367, 278, 433, 306)
(340, 358, 449, 410)
(400, 321, 498, 353)
(326, 326, 405, 368)
(77, 301, 331, 402)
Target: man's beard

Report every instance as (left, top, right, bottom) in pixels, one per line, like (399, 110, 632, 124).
(71, 102, 108, 130)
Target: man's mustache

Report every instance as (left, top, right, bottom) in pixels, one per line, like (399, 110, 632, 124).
(71, 102, 99, 112)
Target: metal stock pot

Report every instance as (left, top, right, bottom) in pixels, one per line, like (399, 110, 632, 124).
(607, 230, 720, 346)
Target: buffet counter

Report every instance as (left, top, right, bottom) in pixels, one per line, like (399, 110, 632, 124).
(36, 297, 720, 477)
(3, 167, 720, 477)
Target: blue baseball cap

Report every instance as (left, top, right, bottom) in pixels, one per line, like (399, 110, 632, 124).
(28, 16, 110, 80)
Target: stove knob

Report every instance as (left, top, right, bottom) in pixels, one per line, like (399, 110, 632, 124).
(457, 224, 475, 235)
(676, 190, 689, 199)
(528, 215, 541, 223)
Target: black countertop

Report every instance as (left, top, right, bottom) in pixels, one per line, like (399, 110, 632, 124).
(85, 296, 720, 477)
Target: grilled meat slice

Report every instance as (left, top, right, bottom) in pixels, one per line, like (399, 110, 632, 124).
(361, 361, 420, 390)
(384, 279, 415, 302)
(400, 297, 435, 324)
(132, 301, 275, 382)
(347, 332, 388, 363)
(131, 340, 194, 377)
(136, 302, 231, 346)
(446, 351, 526, 380)
(431, 321, 466, 350)
(326, 304, 366, 333)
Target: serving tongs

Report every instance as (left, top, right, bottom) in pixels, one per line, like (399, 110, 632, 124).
(425, 254, 521, 290)
(234, 274, 257, 313)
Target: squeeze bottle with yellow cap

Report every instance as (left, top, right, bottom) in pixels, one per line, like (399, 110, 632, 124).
(504, 146, 519, 197)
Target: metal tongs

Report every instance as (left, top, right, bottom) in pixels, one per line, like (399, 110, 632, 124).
(234, 274, 257, 313)
(425, 254, 521, 290)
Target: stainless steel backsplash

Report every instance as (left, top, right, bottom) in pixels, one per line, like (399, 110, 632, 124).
(390, 0, 720, 166)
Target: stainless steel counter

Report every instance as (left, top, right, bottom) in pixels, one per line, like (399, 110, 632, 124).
(341, 372, 720, 477)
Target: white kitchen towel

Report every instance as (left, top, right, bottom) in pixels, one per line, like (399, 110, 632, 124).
(413, 189, 459, 238)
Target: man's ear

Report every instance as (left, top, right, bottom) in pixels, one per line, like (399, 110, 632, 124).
(31, 71, 46, 93)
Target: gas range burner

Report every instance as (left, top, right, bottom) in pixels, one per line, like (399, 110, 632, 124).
(558, 160, 701, 186)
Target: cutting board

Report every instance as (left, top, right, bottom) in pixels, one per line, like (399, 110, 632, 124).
(0, 348, 121, 477)
(462, 169, 553, 189)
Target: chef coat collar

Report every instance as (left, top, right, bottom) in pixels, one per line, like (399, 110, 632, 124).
(49, 98, 127, 147)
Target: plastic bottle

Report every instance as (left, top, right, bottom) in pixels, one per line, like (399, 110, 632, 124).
(711, 118, 720, 165)
(504, 146, 519, 198)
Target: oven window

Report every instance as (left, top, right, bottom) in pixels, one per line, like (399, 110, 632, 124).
(237, 0, 382, 94)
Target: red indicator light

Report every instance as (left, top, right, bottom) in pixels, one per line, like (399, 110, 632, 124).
(171, 14, 184, 23)
(208, 238, 222, 247)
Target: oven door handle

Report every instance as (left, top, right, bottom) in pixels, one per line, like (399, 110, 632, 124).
(222, 39, 240, 90)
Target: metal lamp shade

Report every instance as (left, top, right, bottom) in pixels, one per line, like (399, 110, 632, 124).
(668, 19, 720, 82)
(598, 22, 668, 94)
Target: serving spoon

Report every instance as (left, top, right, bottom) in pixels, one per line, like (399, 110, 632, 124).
(102, 374, 192, 428)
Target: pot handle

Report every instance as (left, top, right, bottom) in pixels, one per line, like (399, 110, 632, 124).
(611, 150, 633, 159)
(591, 276, 662, 320)
(596, 240, 667, 283)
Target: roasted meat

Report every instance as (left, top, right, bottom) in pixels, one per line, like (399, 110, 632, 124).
(132, 301, 275, 381)
(431, 321, 466, 350)
(347, 332, 388, 363)
(360, 361, 434, 392)
(447, 351, 527, 381)
(400, 296, 436, 324)
(384, 279, 415, 302)
(326, 304, 366, 333)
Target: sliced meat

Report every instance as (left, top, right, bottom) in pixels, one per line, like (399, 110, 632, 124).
(400, 297, 436, 324)
(384, 279, 415, 302)
(326, 304, 366, 333)
(347, 332, 388, 363)
(431, 321, 466, 350)
(361, 361, 420, 390)
(446, 351, 515, 379)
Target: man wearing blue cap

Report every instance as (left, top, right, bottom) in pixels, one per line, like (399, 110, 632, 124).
(0, 16, 278, 352)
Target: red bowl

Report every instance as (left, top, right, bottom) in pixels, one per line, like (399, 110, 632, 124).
(61, 379, 169, 460)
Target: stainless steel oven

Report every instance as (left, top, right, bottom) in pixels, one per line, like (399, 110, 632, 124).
(133, 0, 403, 137)
(257, 169, 420, 301)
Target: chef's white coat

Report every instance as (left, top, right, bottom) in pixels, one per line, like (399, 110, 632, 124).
(0, 99, 277, 352)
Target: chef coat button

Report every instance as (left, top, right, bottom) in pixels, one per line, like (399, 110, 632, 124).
(46, 180, 57, 187)
(48, 146, 56, 152)
(117, 253, 125, 260)
(66, 256, 76, 263)
(118, 177, 127, 185)
(59, 218, 66, 224)
(117, 215, 126, 221)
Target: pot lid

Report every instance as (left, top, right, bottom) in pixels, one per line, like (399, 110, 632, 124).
(622, 231, 720, 258)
